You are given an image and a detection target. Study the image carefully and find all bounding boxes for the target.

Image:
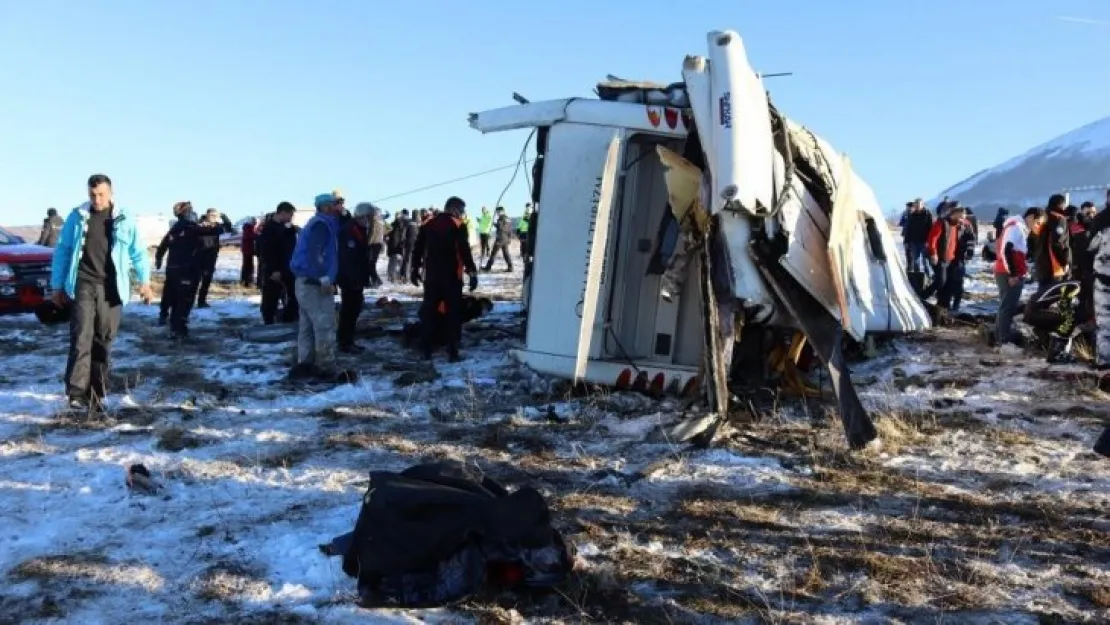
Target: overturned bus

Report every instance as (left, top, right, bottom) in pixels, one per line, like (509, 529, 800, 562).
(468, 29, 930, 449)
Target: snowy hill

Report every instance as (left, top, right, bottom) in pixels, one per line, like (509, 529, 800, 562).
(932, 116, 1110, 209)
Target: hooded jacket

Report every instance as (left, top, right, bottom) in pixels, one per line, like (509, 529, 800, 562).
(50, 203, 152, 302)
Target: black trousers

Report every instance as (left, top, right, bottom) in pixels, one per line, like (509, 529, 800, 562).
(419, 280, 463, 355)
(368, 244, 383, 287)
(164, 268, 200, 335)
(337, 283, 364, 346)
(261, 272, 298, 324)
(400, 244, 415, 279)
(241, 253, 255, 287)
(484, 241, 513, 271)
(479, 233, 490, 258)
(65, 280, 122, 403)
(197, 255, 218, 305)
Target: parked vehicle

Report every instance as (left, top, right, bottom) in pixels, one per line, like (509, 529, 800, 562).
(0, 225, 54, 315)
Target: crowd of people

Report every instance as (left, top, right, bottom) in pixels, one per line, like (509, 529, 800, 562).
(44, 175, 538, 412)
(903, 190, 1110, 364)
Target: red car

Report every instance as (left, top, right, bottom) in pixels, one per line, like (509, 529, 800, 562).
(0, 225, 54, 315)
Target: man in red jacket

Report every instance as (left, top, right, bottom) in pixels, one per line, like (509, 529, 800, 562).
(240, 218, 258, 288)
(993, 208, 1041, 346)
(923, 204, 977, 318)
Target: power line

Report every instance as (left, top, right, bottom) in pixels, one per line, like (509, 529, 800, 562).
(373, 158, 535, 204)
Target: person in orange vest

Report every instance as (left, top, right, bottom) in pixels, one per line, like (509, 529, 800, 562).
(923, 204, 976, 319)
(1035, 194, 1071, 291)
(993, 208, 1041, 346)
(411, 197, 479, 361)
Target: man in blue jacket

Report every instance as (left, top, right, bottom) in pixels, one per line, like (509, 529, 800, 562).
(50, 174, 154, 412)
(289, 193, 344, 380)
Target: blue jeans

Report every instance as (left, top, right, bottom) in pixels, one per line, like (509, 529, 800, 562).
(995, 273, 1023, 344)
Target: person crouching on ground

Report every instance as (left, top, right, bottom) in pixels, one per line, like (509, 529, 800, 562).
(50, 174, 154, 413)
(411, 196, 479, 362)
(993, 208, 1040, 346)
(289, 193, 344, 380)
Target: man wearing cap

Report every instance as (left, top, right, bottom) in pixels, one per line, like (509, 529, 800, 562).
(289, 193, 344, 379)
(411, 196, 478, 361)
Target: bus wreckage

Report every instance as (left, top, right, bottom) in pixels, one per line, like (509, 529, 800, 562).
(468, 29, 931, 449)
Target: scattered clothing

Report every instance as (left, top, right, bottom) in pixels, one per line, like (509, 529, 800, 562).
(333, 461, 574, 608)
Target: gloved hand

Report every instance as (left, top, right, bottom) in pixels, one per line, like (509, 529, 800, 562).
(411, 270, 422, 287)
(468, 272, 478, 292)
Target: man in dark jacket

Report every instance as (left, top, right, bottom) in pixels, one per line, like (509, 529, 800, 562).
(194, 208, 228, 308)
(37, 208, 64, 247)
(240, 218, 258, 288)
(386, 210, 408, 283)
(923, 205, 976, 316)
(400, 210, 420, 279)
(482, 207, 514, 272)
(366, 204, 385, 288)
(902, 200, 933, 275)
(337, 204, 372, 353)
(257, 202, 301, 324)
(412, 197, 479, 361)
(1035, 194, 1071, 291)
(154, 201, 221, 339)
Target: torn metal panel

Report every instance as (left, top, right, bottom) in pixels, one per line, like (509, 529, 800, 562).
(574, 133, 622, 382)
(752, 243, 878, 450)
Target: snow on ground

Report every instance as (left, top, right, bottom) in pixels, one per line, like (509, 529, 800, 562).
(1, 248, 1108, 624)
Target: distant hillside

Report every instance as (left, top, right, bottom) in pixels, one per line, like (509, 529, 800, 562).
(5, 225, 40, 242)
(931, 116, 1110, 209)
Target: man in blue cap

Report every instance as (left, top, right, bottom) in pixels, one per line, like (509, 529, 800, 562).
(289, 193, 346, 380)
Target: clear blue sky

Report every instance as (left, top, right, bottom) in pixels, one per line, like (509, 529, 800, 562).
(1, 0, 1107, 225)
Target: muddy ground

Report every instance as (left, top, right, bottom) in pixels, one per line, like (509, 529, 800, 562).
(0, 265, 1108, 624)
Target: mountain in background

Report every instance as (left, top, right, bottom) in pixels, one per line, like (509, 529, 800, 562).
(931, 116, 1110, 210)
